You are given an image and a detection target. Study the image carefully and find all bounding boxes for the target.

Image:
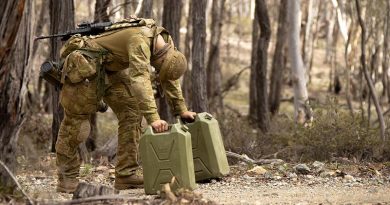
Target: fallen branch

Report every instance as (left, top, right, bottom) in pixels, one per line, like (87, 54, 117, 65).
(226, 151, 283, 165)
(221, 66, 250, 98)
(48, 194, 143, 205)
(0, 160, 34, 205)
(373, 108, 390, 125)
(225, 105, 242, 117)
(280, 96, 317, 103)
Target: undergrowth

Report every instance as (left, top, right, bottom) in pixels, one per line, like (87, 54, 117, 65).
(220, 98, 390, 162)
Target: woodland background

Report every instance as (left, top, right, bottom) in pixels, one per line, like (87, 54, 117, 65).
(1, 0, 390, 203)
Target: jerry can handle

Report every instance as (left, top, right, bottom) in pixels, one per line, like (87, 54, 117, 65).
(144, 125, 172, 135)
(176, 114, 197, 124)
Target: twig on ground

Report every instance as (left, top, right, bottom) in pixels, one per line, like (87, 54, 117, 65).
(0, 160, 34, 205)
(226, 151, 284, 165)
(260, 147, 289, 159)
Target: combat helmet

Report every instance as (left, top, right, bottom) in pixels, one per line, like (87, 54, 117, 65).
(151, 34, 187, 81)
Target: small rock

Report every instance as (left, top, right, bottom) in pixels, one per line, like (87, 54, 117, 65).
(264, 172, 273, 179)
(312, 161, 325, 172)
(320, 171, 336, 178)
(278, 164, 287, 172)
(294, 164, 311, 175)
(374, 169, 382, 176)
(287, 172, 298, 179)
(343, 174, 355, 182)
(305, 175, 314, 179)
(248, 166, 267, 175)
(273, 176, 282, 180)
(96, 166, 108, 171)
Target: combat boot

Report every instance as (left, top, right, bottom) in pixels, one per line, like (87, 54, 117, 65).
(57, 177, 79, 193)
(114, 174, 144, 190)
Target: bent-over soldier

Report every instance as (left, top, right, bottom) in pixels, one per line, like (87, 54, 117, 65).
(56, 17, 196, 193)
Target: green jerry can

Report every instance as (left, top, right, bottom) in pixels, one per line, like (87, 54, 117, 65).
(185, 112, 230, 181)
(139, 123, 197, 195)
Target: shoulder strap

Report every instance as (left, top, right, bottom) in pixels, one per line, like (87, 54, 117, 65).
(152, 26, 170, 56)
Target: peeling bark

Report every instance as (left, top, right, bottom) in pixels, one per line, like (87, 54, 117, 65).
(0, 0, 31, 191)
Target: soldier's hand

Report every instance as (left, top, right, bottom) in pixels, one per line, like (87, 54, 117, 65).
(180, 111, 197, 121)
(151, 120, 169, 133)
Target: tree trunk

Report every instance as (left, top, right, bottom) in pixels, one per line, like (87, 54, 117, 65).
(139, 0, 153, 18)
(0, 0, 31, 191)
(94, 0, 110, 23)
(249, 8, 259, 122)
(269, 0, 288, 115)
(253, 0, 270, 132)
(182, 1, 193, 108)
(355, 0, 386, 141)
(124, 0, 132, 17)
(287, 0, 313, 124)
(191, 0, 208, 112)
(325, 3, 335, 64)
(331, 0, 348, 43)
(345, 24, 354, 116)
(384, 0, 390, 103)
(302, 0, 319, 70)
(49, 0, 75, 152)
(207, 0, 226, 114)
(31, 1, 49, 112)
(160, 0, 183, 122)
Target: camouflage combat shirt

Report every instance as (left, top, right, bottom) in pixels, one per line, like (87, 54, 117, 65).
(88, 19, 188, 123)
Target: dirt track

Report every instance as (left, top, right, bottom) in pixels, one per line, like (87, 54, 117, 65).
(16, 155, 390, 204)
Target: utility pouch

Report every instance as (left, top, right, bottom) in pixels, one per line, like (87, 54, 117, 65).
(39, 61, 62, 87)
(63, 50, 97, 84)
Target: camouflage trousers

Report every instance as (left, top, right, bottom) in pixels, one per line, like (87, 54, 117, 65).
(56, 72, 142, 182)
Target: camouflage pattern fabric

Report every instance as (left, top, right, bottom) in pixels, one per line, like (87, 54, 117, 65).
(90, 22, 188, 123)
(57, 71, 142, 182)
(56, 18, 189, 185)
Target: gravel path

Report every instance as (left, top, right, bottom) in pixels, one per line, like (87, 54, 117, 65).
(15, 155, 390, 204)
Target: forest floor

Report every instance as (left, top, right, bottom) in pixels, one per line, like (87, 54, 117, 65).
(15, 153, 390, 204)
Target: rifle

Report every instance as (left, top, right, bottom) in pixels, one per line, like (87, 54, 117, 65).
(35, 21, 113, 41)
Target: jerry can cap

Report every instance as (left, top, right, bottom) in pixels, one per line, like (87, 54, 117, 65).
(205, 113, 213, 120)
(181, 125, 189, 132)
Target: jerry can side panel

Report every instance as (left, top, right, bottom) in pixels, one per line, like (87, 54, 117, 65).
(178, 131, 197, 189)
(140, 126, 196, 194)
(192, 114, 230, 177)
(201, 120, 230, 175)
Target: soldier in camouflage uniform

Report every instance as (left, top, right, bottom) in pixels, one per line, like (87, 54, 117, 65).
(56, 18, 196, 193)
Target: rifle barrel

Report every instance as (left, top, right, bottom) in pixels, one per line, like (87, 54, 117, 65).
(34, 33, 67, 40)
